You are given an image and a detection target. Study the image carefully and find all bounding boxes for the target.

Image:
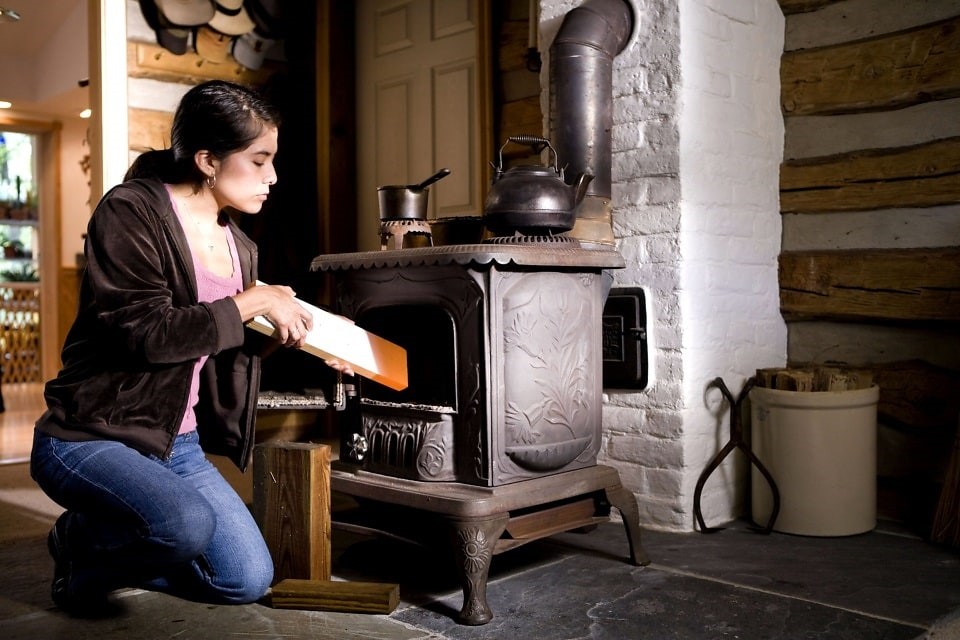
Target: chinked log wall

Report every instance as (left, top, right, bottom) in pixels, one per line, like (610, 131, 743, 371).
(778, 0, 960, 527)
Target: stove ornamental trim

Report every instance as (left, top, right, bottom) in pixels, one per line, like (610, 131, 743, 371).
(310, 244, 625, 272)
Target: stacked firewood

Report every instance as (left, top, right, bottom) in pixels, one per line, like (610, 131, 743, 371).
(755, 366, 874, 392)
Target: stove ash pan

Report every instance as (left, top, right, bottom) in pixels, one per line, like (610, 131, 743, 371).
(315, 247, 620, 487)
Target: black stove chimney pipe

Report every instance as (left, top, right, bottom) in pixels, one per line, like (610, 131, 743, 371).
(550, 0, 634, 248)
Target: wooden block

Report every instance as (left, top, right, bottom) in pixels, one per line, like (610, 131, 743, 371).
(755, 368, 785, 389)
(775, 369, 815, 392)
(247, 281, 408, 391)
(813, 367, 843, 392)
(253, 443, 331, 582)
(270, 579, 400, 614)
(847, 370, 874, 391)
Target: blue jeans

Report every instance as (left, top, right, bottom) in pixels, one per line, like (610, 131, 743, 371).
(30, 429, 273, 604)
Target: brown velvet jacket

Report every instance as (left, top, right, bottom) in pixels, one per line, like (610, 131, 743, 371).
(36, 178, 263, 470)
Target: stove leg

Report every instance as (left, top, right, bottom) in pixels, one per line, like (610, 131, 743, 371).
(449, 514, 509, 625)
(605, 486, 651, 566)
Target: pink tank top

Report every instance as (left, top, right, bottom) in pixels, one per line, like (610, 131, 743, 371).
(168, 188, 243, 434)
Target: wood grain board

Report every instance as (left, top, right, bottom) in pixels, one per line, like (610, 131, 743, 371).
(781, 15, 960, 116)
(779, 247, 960, 322)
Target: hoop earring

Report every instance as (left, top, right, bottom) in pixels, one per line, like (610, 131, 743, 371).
(205, 174, 217, 190)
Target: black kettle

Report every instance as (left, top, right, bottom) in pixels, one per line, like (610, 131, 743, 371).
(483, 135, 593, 236)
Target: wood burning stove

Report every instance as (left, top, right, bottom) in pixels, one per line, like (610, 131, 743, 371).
(315, 243, 616, 485)
(310, 243, 649, 625)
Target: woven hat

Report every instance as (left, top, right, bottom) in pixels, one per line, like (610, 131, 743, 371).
(139, 0, 190, 55)
(208, 0, 255, 36)
(195, 25, 233, 64)
(156, 0, 215, 27)
(232, 29, 277, 70)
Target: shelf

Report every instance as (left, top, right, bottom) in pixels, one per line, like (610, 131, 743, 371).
(0, 219, 38, 227)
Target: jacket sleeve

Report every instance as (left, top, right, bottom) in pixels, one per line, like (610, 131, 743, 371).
(83, 182, 246, 365)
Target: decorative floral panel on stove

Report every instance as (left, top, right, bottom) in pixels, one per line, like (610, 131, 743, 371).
(491, 270, 603, 483)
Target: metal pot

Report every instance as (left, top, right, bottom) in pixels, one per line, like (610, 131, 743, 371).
(430, 216, 486, 245)
(378, 186, 428, 220)
(483, 135, 593, 235)
(377, 168, 451, 220)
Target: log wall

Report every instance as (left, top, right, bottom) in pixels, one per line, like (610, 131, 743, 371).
(778, 0, 960, 531)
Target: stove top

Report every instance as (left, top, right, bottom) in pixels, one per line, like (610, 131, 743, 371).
(310, 244, 625, 272)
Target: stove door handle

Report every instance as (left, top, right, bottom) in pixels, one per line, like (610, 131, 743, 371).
(347, 433, 369, 462)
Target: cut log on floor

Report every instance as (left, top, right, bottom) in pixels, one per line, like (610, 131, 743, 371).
(270, 578, 400, 614)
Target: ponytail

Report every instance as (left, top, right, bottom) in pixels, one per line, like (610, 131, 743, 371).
(124, 149, 183, 182)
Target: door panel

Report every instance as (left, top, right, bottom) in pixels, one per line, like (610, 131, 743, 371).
(357, 0, 483, 251)
(433, 61, 477, 216)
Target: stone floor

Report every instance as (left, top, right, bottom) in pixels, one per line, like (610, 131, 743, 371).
(1, 458, 959, 640)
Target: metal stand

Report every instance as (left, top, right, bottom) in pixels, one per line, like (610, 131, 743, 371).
(693, 377, 780, 534)
(331, 464, 650, 625)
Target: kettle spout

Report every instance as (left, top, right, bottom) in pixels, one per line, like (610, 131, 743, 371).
(572, 173, 594, 204)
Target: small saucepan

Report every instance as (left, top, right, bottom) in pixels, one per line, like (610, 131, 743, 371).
(378, 168, 451, 220)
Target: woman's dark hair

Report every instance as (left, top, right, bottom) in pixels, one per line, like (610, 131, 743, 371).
(125, 80, 280, 186)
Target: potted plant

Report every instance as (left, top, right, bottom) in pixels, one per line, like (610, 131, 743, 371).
(1, 235, 24, 258)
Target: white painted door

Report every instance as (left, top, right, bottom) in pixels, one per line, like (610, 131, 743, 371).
(355, 0, 484, 251)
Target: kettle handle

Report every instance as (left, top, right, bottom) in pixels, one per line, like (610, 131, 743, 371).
(496, 135, 560, 175)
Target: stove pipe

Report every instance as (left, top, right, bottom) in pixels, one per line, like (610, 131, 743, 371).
(550, 0, 634, 248)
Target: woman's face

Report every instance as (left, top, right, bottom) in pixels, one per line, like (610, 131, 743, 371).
(211, 124, 279, 214)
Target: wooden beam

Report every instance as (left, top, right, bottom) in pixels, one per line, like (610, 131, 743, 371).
(253, 442, 332, 583)
(779, 248, 960, 322)
(128, 107, 174, 153)
(781, 15, 960, 116)
(780, 137, 960, 213)
(127, 41, 277, 86)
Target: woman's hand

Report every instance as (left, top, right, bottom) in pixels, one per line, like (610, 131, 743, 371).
(233, 284, 313, 348)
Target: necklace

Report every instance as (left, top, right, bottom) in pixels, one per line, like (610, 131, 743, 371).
(172, 188, 222, 253)
(187, 211, 221, 252)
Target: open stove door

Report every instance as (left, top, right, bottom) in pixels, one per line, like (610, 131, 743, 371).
(602, 287, 648, 390)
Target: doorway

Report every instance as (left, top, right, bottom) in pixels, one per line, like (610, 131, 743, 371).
(0, 130, 42, 385)
(0, 121, 61, 464)
(0, 120, 60, 386)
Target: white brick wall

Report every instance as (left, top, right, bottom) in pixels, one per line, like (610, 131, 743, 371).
(540, 0, 787, 531)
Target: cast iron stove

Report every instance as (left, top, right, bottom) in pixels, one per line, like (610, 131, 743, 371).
(310, 243, 649, 625)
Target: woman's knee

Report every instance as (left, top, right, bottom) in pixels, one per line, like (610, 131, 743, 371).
(147, 494, 218, 562)
(234, 564, 273, 604)
(215, 550, 274, 604)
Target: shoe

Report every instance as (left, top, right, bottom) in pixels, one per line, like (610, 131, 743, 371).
(47, 513, 72, 610)
(47, 514, 120, 617)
